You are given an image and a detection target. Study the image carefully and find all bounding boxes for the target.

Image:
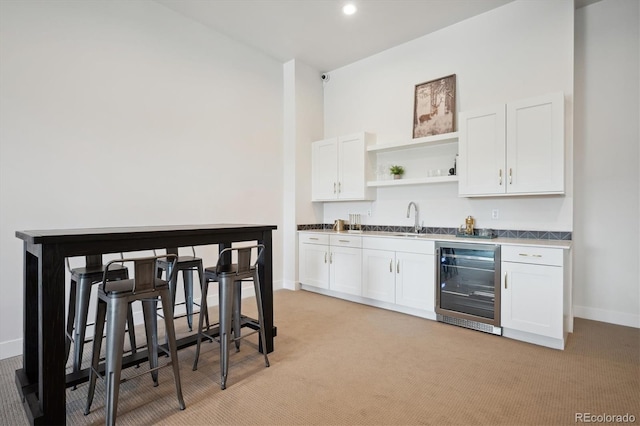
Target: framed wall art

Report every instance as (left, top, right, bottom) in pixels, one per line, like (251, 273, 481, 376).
(412, 74, 456, 138)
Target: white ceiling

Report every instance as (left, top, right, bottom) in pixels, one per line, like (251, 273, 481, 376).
(155, 0, 515, 71)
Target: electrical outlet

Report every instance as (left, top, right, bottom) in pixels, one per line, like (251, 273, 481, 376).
(491, 209, 499, 220)
(367, 209, 372, 217)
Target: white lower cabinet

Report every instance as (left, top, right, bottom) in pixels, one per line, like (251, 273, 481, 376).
(362, 249, 396, 303)
(329, 241, 362, 296)
(501, 245, 569, 349)
(299, 232, 571, 349)
(362, 238, 435, 314)
(395, 251, 435, 311)
(299, 233, 330, 289)
(298, 233, 362, 296)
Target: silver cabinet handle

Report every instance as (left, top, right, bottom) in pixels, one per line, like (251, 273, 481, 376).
(389, 259, 393, 273)
(309, 237, 319, 240)
(330, 253, 333, 264)
(509, 168, 513, 185)
(338, 182, 342, 193)
(333, 182, 337, 194)
(504, 272, 508, 289)
(499, 169, 503, 185)
(519, 253, 542, 258)
(396, 260, 400, 274)
(338, 239, 350, 243)
(324, 252, 327, 263)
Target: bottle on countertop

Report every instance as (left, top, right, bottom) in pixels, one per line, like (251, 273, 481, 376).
(465, 215, 475, 235)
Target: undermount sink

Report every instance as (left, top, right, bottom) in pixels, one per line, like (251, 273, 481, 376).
(392, 233, 426, 238)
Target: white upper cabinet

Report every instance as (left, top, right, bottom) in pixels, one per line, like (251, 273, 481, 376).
(311, 132, 375, 202)
(506, 94, 565, 194)
(311, 138, 339, 200)
(458, 92, 564, 197)
(458, 105, 506, 195)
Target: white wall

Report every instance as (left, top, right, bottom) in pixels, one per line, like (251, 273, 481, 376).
(574, 0, 640, 328)
(322, 0, 574, 233)
(0, 0, 284, 358)
(282, 59, 324, 290)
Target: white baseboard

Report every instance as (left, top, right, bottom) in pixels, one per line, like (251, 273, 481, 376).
(502, 328, 566, 350)
(0, 337, 22, 360)
(281, 279, 300, 291)
(573, 305, 640, 329)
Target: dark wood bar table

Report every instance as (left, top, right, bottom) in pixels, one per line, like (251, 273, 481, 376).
(15, 224, 277, 425)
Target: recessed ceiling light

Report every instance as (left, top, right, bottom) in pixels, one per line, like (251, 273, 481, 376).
(343, 3, 357, 16)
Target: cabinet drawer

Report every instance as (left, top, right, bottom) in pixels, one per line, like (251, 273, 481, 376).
(363, 237, 434, 254)
(330, 234, 362, 248)
(299, 233, 329, 245)
(502, 245, 563, 266)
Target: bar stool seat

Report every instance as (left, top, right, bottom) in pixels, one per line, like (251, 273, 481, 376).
(84, 254, 185, 425)
(155, 247, 204, 331)
(65, 255, 137, 376)
(192, 245, 269, 390)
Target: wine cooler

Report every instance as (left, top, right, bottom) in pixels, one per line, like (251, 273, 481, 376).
(435, 241, 501, 335)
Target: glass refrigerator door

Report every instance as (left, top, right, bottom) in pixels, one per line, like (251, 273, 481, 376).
(439, 247, 496, 320)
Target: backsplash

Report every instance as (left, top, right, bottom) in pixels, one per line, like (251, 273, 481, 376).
(297, 224, 572, 240)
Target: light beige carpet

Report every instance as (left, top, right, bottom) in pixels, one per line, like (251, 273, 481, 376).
(1, 289, 638, 425)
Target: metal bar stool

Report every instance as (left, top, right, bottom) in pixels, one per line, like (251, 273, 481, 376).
(154, 247, 204, 331)
(84, 254, 185, 425)
(192, 244, 269, 390)
(65, 255, 137, 376)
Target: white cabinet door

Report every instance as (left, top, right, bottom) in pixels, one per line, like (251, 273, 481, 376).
(362, 249, 396, 303)
(501, 261, 563, 339)
(395, 252, 435, 311)
(338, 133, 367, 200)
(506, 92, 564, 194)
(330, 246, 362, 296)
(458, 104, 506, 196)
(312, 138, 338, 201)
(298, 242, 329, 289)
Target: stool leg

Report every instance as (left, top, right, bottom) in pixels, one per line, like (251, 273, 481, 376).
(197, 264, 209, 329)
(159, 289, 186, 410)
(167, 263, 177, 313)
(104, 299, 129, 426)
(85, 297, 107, 416)
(65, 278, 77, 363)
(183, 269, 194, 331)
(192, 277, 210, 371)
(126, 305, 138, 359)
(123, 269, 137, 359)
(142, 300, 159, 386)
(72, 278, 93, 374)
(232, 280, 242, 352)
(164, 263, 177, 348)
(253, 270, 270, 368)
(218, 275, 234, 390)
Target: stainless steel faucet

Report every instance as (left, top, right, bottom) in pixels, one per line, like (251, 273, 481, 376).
(406, 201, 421, 233)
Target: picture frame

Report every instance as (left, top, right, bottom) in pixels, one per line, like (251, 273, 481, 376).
(412, 74, 456, 138)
